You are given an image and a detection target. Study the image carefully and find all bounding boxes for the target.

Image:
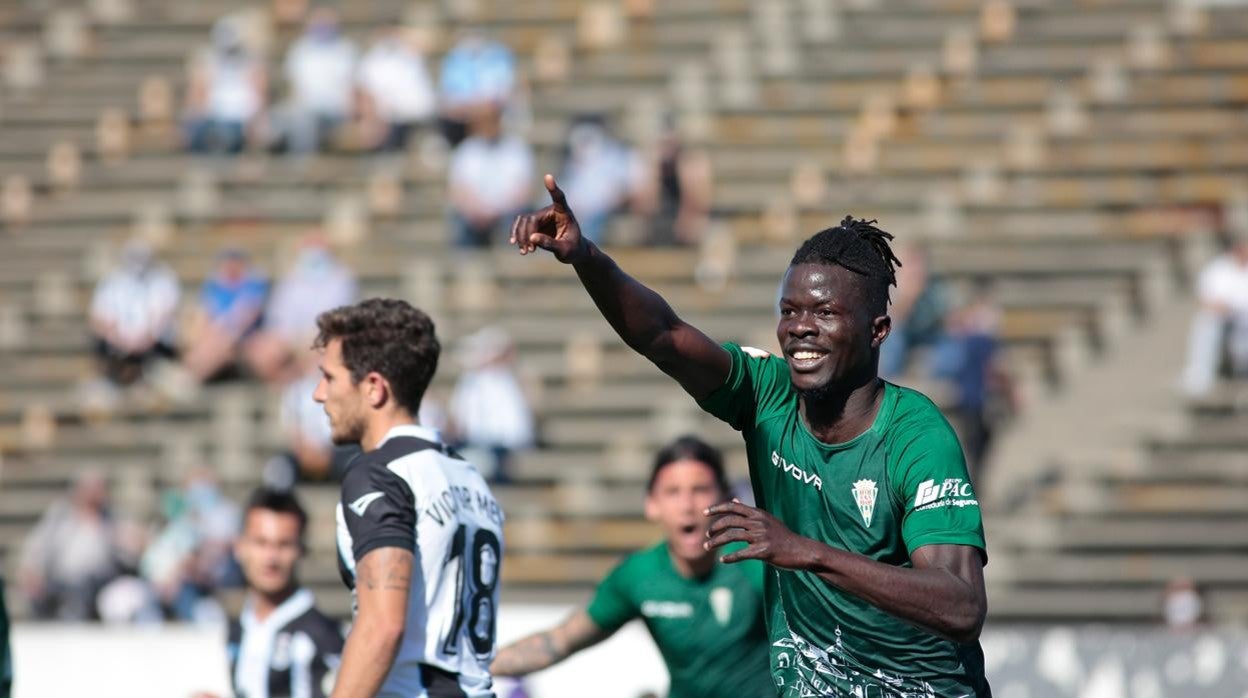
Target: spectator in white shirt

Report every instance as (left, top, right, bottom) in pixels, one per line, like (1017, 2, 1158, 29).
(449, 327, 536, 482)
(185, 17, 266, 154)
(281, 8, 356, 154)
(356, 26, 436, 152)
(557, 115, 642, 244)
(1181, 234, 1248, 396)
(18, 470, 121, 620)
(90, 239, 180, 386)
(448, 107, 533, 248)
(248, 232, 358, 384)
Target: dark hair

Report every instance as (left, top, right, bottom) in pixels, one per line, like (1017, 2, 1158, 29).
(314, 298, 440, 414)
(243, 487, 308, 538)
(647, 435, 730, 494)
(790, 215, 902, 315)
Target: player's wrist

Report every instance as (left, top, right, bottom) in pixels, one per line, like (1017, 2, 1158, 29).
(568, 238, 600, 267)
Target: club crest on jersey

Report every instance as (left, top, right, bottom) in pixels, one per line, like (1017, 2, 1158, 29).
(851, 480, 877, 527)
(710, 587, 734, 626)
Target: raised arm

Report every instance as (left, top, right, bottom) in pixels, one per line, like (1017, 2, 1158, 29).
(490, 609, 611, 677)
(510, 175, 731, 400)
(331, 547, 412, 698)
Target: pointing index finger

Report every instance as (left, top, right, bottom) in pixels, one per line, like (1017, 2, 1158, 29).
(544, 173, 569, 212)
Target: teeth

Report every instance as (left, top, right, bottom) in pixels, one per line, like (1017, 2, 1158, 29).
(793, 351, 823, 360)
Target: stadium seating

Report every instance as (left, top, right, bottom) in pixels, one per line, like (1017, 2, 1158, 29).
(1, 0, 1246, 623)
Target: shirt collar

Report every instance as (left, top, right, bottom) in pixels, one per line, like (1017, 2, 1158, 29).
(377, 423, 444, 447)
(240, 587, 315, 631)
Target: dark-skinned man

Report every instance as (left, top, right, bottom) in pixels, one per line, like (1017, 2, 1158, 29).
(508, 175, 990, 697)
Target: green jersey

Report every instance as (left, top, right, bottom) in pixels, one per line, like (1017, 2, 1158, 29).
(698, 343, 990, 697)
(586, 541, 775, 698)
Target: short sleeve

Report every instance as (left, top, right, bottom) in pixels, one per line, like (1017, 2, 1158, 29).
(585, 558, 639, 634)
(340, 463, 417, 562)
(891, 418, 987, 561)
(696, 343, 793, 431)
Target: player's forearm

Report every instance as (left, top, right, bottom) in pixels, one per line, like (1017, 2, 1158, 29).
(330, 619, 404, 698)
(800, 542, 985, 643)
(490, 630, 567, 676)
(571, 242, 684, 360)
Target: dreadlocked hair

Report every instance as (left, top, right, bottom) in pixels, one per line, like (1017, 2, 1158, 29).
(789, 215, 902, 314)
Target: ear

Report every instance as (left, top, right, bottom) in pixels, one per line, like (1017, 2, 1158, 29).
(363, 372, 390, 409)
(870, 314, 892, 349)
(644, 492, 660, 522)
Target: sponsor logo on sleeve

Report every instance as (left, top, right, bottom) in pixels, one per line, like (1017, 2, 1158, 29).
(913, 478, 978, 511)
(348, 491, 386, 517)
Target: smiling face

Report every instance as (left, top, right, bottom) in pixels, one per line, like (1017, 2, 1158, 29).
(777, 263, 890, 399)
(645, 460, 726, 564)
(235, 508, 302, 596)
(312, 338, 370, 445)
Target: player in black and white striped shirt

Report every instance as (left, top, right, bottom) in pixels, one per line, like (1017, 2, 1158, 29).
(313, 299, 504, 698)
(227, 488, 343, 698)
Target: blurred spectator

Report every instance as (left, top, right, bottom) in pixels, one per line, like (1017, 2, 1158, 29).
(438, 33, 516, 147)
(181, 248, 270, 382)
(449, 327, 536, 482)
(357, 26, 437, 152)
(1180, 234, 1248, 397)
(279, 8, 356, 154)
(556, 115, 642, 244)
(879, 242, 949, 378)
(247, 233, 357, 384)
(141, 468, 240, 623)
(448, 108, 533, 248)
(185, 17, 267, 154)
(17, 470, 121, 620)
(1162, 577, 1205, 631)
(88, 239, 180, 388)
(225, 489, 343, 698)
(636, 117, 712, 246)
(930, 279, 1016, 481)
(96, 516, 162, 624)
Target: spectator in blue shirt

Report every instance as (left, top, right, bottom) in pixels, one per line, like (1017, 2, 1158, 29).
(437, 33, 516, 147)
(182, 248, 271, 382)
(929, 278, 1017, 481)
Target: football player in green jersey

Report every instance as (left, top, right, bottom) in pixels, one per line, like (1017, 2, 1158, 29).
(491, 435, 773, 698)
(509, 175, 990, 696)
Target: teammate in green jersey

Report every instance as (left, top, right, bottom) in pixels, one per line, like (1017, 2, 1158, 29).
(509, 176, 990, 697)
(491, 436, 773, 698)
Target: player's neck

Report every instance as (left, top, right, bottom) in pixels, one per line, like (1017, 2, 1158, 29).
(667, 545, 716, 579)
(250, 584, 298, 622)
(360, 408, 419, 452)
(799, 375, 884, 444)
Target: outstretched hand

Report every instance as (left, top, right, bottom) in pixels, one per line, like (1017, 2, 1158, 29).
(509, 174, 588, 263)
(705, 499, 813, 570)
